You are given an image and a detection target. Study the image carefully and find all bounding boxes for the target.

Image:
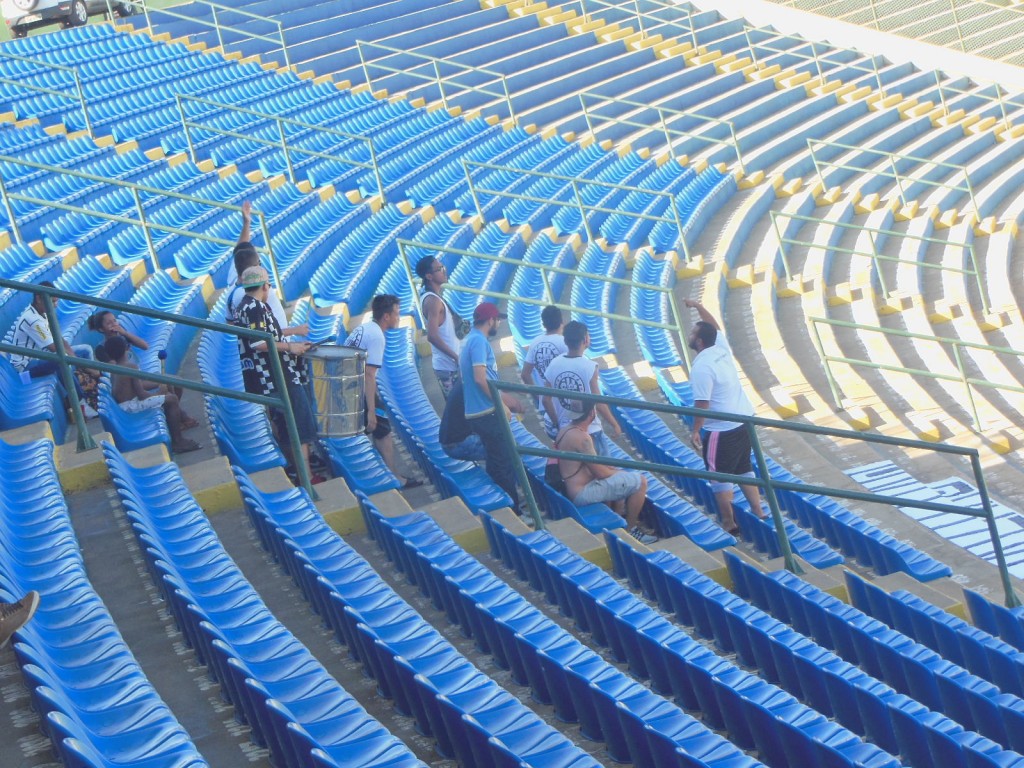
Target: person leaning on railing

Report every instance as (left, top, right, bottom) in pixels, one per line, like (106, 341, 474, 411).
(234, 266, 324, 486)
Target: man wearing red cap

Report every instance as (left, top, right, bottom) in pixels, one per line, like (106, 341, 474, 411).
(460, 301, 522, 508)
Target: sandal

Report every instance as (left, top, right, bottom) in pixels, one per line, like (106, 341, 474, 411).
(181, 416, 200, 430)
(172, 439, 202, 454)
(402, 478, 424, 489)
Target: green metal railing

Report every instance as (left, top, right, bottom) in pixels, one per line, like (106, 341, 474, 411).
(356, 41, 516, 124)
(930, 76, 1024, 134)
(397, 238, 691, 368)
(579, 93, 745, 174)
(461, 157, 695, 261)
(741, 28, 887, 95)
(137, 0, 292, 71)
(0, 154, 284, 299)
(570, 0, 700, 51)
(769, 211, 989, 313)
(810, 315, 1024, 433)
(0, 52, 93, 139)
(0, 278, 316, 495)
(174, 94, 386, 199)
(487, 380, 1021, 607)
(807, 140, 977, 215)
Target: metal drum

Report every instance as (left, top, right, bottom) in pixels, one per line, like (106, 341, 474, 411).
(305, 344, 365, 438)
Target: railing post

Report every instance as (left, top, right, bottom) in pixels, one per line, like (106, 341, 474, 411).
(433, 60, 449, 113)
(463, 161, 485, 220)
(770, 211, 793, 283)
(258, 210, 285, 303)
(72, 68, 94, 140)
(276, 116, 296, 185)
(133, 188, 160, 274)
(277, 19, 292, 72)
(539, 262, 554, 305)
(487, 380, 544, 530)
(572, 179, 593, 242)
(212, 4, 225, 55)
(0, 172, 24, 245)
(811, 320, 844, 409)
(658, 107, 674, 162)
(870, 233, 889, 299)
(357, 41, 372, 89)
(952, 343, 982, 431)
(366, 135, 386, 203)
(142, 0, 152, 31)
(748, 422, 801, 573)
(501, 74, 516, 124)
(40, 294, 96, 452)
(265, 336, 316, 499)
(668, 288, 691, 370)
(176, 95, 199, 167)
(670, 195, 689, 263)
(971, 452, 1021, 608)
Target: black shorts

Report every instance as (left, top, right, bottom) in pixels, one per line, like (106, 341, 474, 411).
(272, 380, 318, 444)
(702, 425, 752, 481)
(365, 410, 391, 440)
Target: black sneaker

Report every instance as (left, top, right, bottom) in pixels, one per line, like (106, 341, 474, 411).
(0, 591, 39, 648)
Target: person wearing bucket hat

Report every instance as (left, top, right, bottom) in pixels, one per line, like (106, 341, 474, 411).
(234, 265, 325, 485)
(459, 301, 522, 508)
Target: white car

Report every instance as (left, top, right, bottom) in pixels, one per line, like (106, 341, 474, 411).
(1, 0, 136, 38)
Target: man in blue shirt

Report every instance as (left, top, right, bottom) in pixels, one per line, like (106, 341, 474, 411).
(460, 301, 522, 508)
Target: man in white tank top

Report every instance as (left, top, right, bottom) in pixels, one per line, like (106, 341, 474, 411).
(416, 255, 463, 399)
(542, 321, 621, 456)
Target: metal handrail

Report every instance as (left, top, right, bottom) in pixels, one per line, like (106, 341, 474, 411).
(487, 380, 1020, 607)
(808, 138, 977, 215)
(579, 92, 745, 174)
(174, 94, 386, 199)
(769, 210, 990, 313)
(0, 278, 315, 496)
(570, 0, 701, 51)
(810, 315, 1024, 433)
(461, 158, 693, 261)
(741, 27, 887, 95)
(0, 52, 93, 138)
(137, 0, 292, 71)
(397, 239, 689, 368)
(0, 154, 283, 298)
(356, 41, 516, 123)
(929, 76, 1024, 134)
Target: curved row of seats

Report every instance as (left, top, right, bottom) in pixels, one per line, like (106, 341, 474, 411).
(362, 495, 765, 768)
(103, 442, 425, 768)
(233, 469, 602, 768)
(0, 435, 208, 768)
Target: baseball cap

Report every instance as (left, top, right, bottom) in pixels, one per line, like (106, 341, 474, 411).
(239, 266, 269, 289)
(473, 302, 505, 323)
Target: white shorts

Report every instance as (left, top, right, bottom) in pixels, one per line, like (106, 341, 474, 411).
(573, 470, 643, 506)
(120, 395, 165, 414)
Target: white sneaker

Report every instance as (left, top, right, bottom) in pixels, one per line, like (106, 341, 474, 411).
(82, 404, 99, 420)
(628, 525, 658, 545)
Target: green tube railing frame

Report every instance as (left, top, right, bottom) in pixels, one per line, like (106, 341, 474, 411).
(461, 157, 695, 263)
(808, 138, 978, 216)
(930, 76, 1024, 134)
(174, 94, 386, 200)
(0, 277, 316, 496)
(396, 238, 691, 369)
(810, 314, 1024, 433)
(741, 28, 887, 96)
(579, 92, 746, 176)
(486, 379, 1021, 607)
(0, 52, 93, 139)
(136, 0, 292, 71)
(572, 0, 701, 51)
(356, 41, 516, 124)
(769, 210, 989, 313)
(0, 154, 284, 300)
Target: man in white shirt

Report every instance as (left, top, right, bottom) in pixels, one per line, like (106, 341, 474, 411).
(685, 298, 765, 535)
(542, 320, 621, 454)
(521, 305, 567, 437)
(416, 255, 463, 399)
(344, 294, 420, 489)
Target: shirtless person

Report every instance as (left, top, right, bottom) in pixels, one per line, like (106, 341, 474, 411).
(555, 402, 655, 543)
(104, 335, 200, 454)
